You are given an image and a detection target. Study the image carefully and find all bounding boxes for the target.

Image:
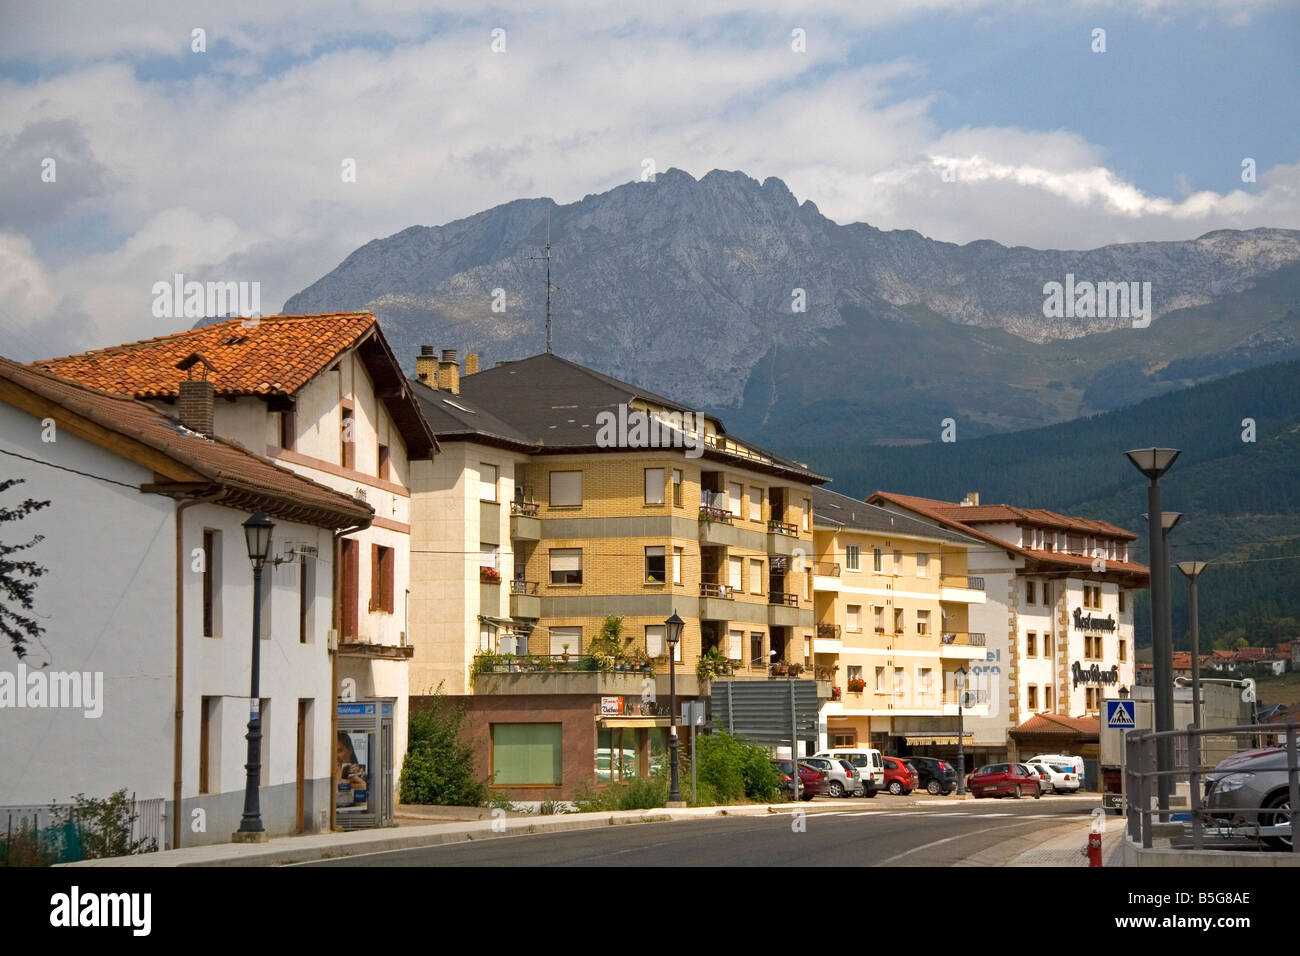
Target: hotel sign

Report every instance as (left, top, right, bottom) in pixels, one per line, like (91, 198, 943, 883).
(1072, 608, 1116, 632)
(1072, 661, 1120, 688)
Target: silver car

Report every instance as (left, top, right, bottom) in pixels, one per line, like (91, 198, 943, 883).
(1204, 746, 1295, 851)
(800, 757, 862, 798)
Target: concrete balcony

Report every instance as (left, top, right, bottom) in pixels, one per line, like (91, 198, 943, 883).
(509, 500, 541, 541)
(475, 664, 700, 698)
(509, 579, 540, 619)
(938, 632, 987, 660)
(768, 594, 811, 629)
(699, 581, 735, 621)
(939, 574, 986, 604)
(766, 520, 801, 556)
(813, 561, 841, 593)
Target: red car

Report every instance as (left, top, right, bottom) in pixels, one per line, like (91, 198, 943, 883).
(966, 762, 1042, 799)
(772, 760, 829, 800)
(881, 756, 919, 795)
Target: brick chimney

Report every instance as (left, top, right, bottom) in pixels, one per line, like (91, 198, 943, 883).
(437, 349, 459, 394)
(416, 345, 437, 385)
(176, 352, 215, 435)
(961, 491, 980, 507)
(465, 352, 479, 376)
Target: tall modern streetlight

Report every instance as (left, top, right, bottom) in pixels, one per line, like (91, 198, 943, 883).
(1125, 448, 1180, 819)
(234, 510, 274, 843)
(1177, 561, 1208, 730)
(665, 611, 685, 805)
(1147, 510, 1183, 745)
(954, 666, 968, 796)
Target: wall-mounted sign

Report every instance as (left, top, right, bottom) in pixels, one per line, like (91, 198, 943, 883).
(600, 696, 623, 716)
(1072, 661, 1120, 688)
(1072, 608, 1116, 632)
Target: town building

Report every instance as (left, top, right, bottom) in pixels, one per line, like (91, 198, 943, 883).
(31, 314, 438, 818)
(810, 487, 989, 755)
(0, 356, 373, 847)
(867, 491, 1148, 775)
(407, 350, 826, 799)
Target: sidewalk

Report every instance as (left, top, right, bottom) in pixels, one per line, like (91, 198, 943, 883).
(956, 817, 1125, 867)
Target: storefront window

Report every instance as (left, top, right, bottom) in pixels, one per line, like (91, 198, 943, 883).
(492, 723, 562, 785)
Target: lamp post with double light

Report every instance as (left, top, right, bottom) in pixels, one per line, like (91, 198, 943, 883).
(234, 511, 274, 843)
(665, 612, 684, 805)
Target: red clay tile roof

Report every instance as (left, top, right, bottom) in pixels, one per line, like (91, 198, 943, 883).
(0, 356, 373, 529)
(1010, 713, 1100, 737)
(867, 490, 1149, 584)
(31, 313, 376, 398)
(1172, 652, 1193, 668)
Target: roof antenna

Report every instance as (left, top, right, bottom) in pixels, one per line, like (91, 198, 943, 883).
(526, 210, 556, 354)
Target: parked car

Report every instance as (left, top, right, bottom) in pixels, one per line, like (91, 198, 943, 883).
(801, 756, 862, 797)
(1026, 754, 1084, 779)
(1025, 764, 1054, 793)
(772, 759, 829, 800)
(907, 755, 958, 795)
(1040, 763, 1082, 794)
(815, 748, 884, 796)
(1204, 747, 1295, 851)
(966, 763, 1042, 799)
(882, 756, 919, 795)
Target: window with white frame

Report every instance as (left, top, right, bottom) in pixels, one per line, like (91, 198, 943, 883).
(873, 547, 883, 572)
(893, 667, 905, 696)
(916, 609, 930, 635)
(874, 666, 886, 692)
(644, 468, 665, 505)
(645, 546, 666, 583)
(550, 626, 581, 657)
(873, 606, 884, 632)
(479, 462, 498, 502)
(479, 622, 496, 651)
(673, 546, 683, 585)
(550, 470, 582, 507)
(549, 548, 582, 585)
(846, 545, 860, 571)
(918, 667, 934, 698)
(894, 607, 904, 633)
(847, 605, 862, 632)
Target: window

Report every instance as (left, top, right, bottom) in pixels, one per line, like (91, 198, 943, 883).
(298, 554, 315, 644)
(644, 468, 665, 505)
(893, 550, 903, 574)
(1045, 685, 1054, 710)
(893, 607, 904, 633)
(750, 631, 764, 665)
(847, 605, 862, 632)
(729, 555, 742, 592)
(479, 463, 498, 501)
(1026, 580, 1036, 605)
(1085, 688, 1098, 712)
(340, 538, 359, 639)
(749, 558, 763, 594)
(549, 626, 581, 657)
(1119, 639, 1127, 663)
(371, 544, 395, 613)
(918, 667, 934, 697)
(480, 543, 498, 571)
(873, 606, 884, 632)
(916, 609, 930, 635)
(549, 549, 582, 585)
(847, 665, 863, 684)
(645, 546, 666, 584)
(846, 545, 860, 571)
(672, 469, 683, 507)
(492, 724, 562, 785)
(645, 625, 665, 658)
(873, 548, 883, 572)
(1118, 590, 1127, 613)
(1028, 685, 1039, 710)
(479, 622, 497, 651)
(874, 666, 886, 692)
(893, 667, 905, 696)
(549, 470, 582, 507)
(1026, 632, 1037, 658)
(673, 547, 683, 585)
(340, 407, 355, 469)
(727, 629, 743, 661)
(279, 410, 296, 450)
(728, 481, 743, 517)
(199, 696, 218, 794)
(917, 553, 929, 577)
(802, 499, 811, 532)
(749, 487, 762, 522)
(202, 529, 221, 638)
(377, 443, 390, 481)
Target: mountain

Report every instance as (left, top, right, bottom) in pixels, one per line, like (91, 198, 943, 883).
(786, 359, 1300, 648)
(283, 168, 1300, 446)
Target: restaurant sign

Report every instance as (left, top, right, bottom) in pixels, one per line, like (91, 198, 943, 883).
(1071, 661, 1120, 688)
(1072, 608, 1116, 632)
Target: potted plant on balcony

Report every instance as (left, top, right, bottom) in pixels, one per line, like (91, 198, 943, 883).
(561, 643, 570, 662)
(588, 615, 623, 674)
(831, 686, 842, 701)
(480, 566, 501, 584)
(847, 677, 866, 693)
(696, 645, 727, 684)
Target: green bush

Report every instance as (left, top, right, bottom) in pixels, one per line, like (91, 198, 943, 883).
(399, 692, 488, 806)
(695, 730, 780, 803)
(571, 774, 667, 812)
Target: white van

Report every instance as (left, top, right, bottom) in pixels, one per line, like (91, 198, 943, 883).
(1025, 754, 1084, 778)
(815, 748, 885, 796)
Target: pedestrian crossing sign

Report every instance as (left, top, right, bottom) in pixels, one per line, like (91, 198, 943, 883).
(1105, 699, 1135, 728)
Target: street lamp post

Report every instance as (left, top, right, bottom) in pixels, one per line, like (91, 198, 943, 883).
(234, 511, 275, 842)
(665, 612, 684, 805)
(1125, 448, 1180, 820)
(1177, 561, 1208, 730)
(1155, 511, 1182, 753)
(955, 666, 968, 796)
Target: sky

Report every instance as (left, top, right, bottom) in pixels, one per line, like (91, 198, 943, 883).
(1, 0, 1298, 358)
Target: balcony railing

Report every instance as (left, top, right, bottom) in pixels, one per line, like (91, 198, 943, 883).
(813, 665, 838, 680)
(769, 592, 800, 607)
(814, 561, 841, 576)
(510, 579, 539, 595)
(473, 653, 655, 676)
(700, 581, 734, 599)
(699, 505, 734, 524)
(768, 519, 798, 537)
(817, 623, 841, 639)
(509, 499, 539, 517)
(770, 662, 805, 677)
(941, 574, 985, 590)
(940, 631, 987, 646)
(943, 688, 989, 705)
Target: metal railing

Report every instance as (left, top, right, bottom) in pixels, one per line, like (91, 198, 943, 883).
(1125, 721, 1297, 855)
(767, 519, 798, 537)
(509, 499, 539, 517)
(817, 623, 841, 639)
(698, 505, 734, 524)
(700, 581, 733, 599)
(769, 591, 800, 607)
(474, 653, 655, 675)
(940, 631, 986, 646)
(510, 579, 539, 594)
(814, 561, 841, 576)
(1, 796, 163, 865)
(940, 574, 985, 590)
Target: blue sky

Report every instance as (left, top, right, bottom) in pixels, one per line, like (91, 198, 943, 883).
(1, 0, 1297, 356)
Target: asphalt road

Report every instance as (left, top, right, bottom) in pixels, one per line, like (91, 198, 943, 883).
(304, 795, 1099, 867)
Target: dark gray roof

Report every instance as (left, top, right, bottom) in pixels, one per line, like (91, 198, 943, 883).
(409, 379, 536, 451)
(458, 353, 826, 483)
(813, 486, 979, 544)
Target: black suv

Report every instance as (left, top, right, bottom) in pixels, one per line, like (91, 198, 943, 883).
(906, 756, 958, 795)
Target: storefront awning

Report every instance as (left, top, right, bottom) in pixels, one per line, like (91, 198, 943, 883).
(900, 733, 972, 746)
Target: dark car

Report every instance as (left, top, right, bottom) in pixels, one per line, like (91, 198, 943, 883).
(907, 755, 958, 795)
(1204, 747, 1295, 851)
(966, 763, 1042, 799)
(772, 759, 829, 800)
(882, 756, 919, 795)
